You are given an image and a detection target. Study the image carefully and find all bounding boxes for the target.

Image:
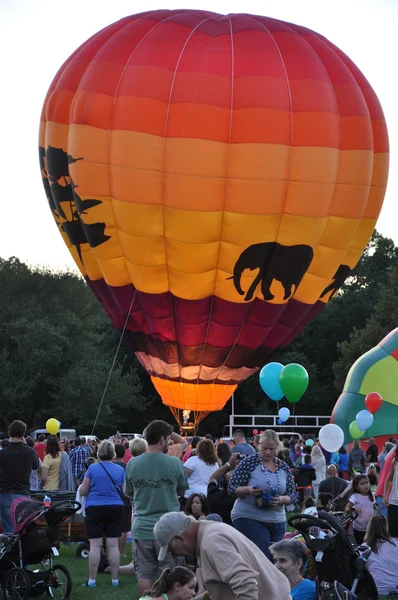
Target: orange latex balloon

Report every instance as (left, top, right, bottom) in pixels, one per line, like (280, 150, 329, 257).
(39, 10, 389, 421)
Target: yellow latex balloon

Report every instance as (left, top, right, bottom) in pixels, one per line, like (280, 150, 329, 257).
(46, 418, 60, 435)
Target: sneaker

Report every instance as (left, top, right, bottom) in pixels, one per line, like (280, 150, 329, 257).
(81, 581, 96, 588)
(112, 580, 120, 587)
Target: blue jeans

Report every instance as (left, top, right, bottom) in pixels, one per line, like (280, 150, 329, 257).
(233, 518, 286, 558)
(0, 493, 24, 533)
(376, 495, 388, 519)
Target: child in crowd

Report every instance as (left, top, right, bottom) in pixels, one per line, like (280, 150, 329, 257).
(184, 493, 209, 520)
(346, 474, 375, 544)
(296, 454, 316, 509)
(316, 492, 333, 512)
(303, 496, 318, 517)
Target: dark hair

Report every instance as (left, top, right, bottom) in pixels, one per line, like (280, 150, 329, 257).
(365, 515, 394, 553)
(304, 454, 312, 464)
(46, 435, 61, 459)
(217, 443, 231, 465)
(25, 436, 34, 448)
(367, 472, 378, 486)
(316, 492, 333, 509)
(123, 440, 129, 450)
(145, 567, 195, 597)
(282, 439, 290, 449)
(196, 439, 218, 466)
(204, 433, 214, 441)
(303, 446, 312, 455)
(339, 445, 347, 454)
(114, 443, 125, 459)
(184, 493, 209, 517)
(38, 434, 46, 442)
(8, 420, 26, 438)
(86, 456, 96, 469)
(304, 496, 315, 507)
(74, 437, 82, 447)
(191, 436, 200, 449)
(144, 420, 173, 446)
(352, 474, 374, 501)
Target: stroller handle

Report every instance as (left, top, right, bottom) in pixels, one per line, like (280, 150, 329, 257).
(45, 500, 81, 512)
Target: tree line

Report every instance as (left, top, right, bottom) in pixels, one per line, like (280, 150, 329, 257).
(0, 230, 397, 438)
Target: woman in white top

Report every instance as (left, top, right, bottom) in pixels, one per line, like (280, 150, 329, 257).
(383, 445, 398, 537)
(365, 514, 398, 597)
(311, 446, 326, 498)
(183, 439, 219, 499)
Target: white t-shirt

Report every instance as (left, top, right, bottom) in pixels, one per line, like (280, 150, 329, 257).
(184, 456, 219, 498)
(367, 539, 398, 595)
(348, 493, 374, 531)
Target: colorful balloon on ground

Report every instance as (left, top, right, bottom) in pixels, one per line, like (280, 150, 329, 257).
(319, 423, 344, 453)
(279, 364, 309, 403)
(259, 363, 284, 401)
(46, 418, 60, 435)
(349, 421, 365, 440)
(39, 10, 388, 426)
(332, 329, 398, 442)
(365, 392, 383, 414)
(278, 407, 291, 422)
(355, 409, 374, 431)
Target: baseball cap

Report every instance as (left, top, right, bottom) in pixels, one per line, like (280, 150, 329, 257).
(153, 512, 192, 561)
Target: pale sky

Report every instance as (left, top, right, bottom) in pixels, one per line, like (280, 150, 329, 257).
(1, 0, 397, 272)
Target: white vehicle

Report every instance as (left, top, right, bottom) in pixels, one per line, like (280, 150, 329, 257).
(79, 435, 99, 444)
(31, 428, 76, 441)
(119, 433, 143, 440)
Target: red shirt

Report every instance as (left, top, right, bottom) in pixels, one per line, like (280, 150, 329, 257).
(123, 449, 133, 463)
(33, 442, 46, 461)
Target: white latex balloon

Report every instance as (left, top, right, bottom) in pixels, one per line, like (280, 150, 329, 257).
(319, 423, 344, 453)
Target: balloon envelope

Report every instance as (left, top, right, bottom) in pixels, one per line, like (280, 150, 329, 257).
(259, 363, 284, 401)
(39, 9, 388, 419)
(349, 421, 365, 440)
(365, 392, 383, 414)
(278, 407, 291, 422)
(319, 424, 344, 453)
(279, 364, 309, 403)
(46, 418, 59, 435)
(277, 419, 283, 425)
(305, 439, 314, 447)
(253, 429, 258, 436)
(356, 410, 374, 431)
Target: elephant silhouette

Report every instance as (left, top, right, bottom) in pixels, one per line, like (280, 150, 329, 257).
(228, 242, 314, 302)
(320, 264, 351, 300)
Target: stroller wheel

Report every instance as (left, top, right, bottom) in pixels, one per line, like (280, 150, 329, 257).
(47, 565, 72, 600)
(3, 567, 31, 599)
(76, 542, 90, 559)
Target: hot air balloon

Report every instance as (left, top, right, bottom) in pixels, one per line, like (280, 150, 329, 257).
(39, 10, 389, 428)
(332, 329, 398, 445)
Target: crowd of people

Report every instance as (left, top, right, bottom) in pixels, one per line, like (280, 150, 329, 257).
(1, 420, 398, 599)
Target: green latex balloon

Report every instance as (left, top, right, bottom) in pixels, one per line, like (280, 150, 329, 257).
(349, 421, 365, 440)
(279, 363, 309, 403)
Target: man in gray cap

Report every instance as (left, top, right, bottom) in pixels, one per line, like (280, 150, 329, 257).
(154, 512, 291, 600)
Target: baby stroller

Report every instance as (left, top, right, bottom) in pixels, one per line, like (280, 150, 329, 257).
(0, 497, 80, 599)
(288, 511, 378, 600)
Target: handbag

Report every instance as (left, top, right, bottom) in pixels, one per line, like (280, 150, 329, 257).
(99, 462, 125, 503)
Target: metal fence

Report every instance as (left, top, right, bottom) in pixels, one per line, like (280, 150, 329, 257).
(226, 414, 331, 438)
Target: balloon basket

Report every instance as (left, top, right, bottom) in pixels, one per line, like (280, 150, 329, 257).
(168, 407, 210, 434)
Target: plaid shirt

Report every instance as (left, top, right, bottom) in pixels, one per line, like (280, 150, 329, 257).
(69, 446, 90, 477)
(228, 454, 297, 503)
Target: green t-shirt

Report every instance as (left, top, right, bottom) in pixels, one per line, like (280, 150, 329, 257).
(125, 452, 188, 540)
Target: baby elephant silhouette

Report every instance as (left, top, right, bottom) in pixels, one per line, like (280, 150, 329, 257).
(228, 242, 314, 302)
(320, 264, 351, 300)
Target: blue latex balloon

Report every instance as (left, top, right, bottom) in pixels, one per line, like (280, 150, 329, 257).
(259, 362, 284, 401)
(277, 418, 283, 425)
(58, 421, 62, 427)
(356, 410, 373, 431)
(278, 407, 291, 422)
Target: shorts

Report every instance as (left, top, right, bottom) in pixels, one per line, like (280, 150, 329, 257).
(122, 505, 132, 533)
(134, 539, 176, 580)
(85, 505, 124, 539)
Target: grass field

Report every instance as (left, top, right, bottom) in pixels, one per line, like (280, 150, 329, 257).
(33, 544, 139, 600)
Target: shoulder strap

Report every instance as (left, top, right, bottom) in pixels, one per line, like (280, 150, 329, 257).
(99, 462, 124, 502)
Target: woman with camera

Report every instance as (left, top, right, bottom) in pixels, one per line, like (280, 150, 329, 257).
(228, 430, 297, 558)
